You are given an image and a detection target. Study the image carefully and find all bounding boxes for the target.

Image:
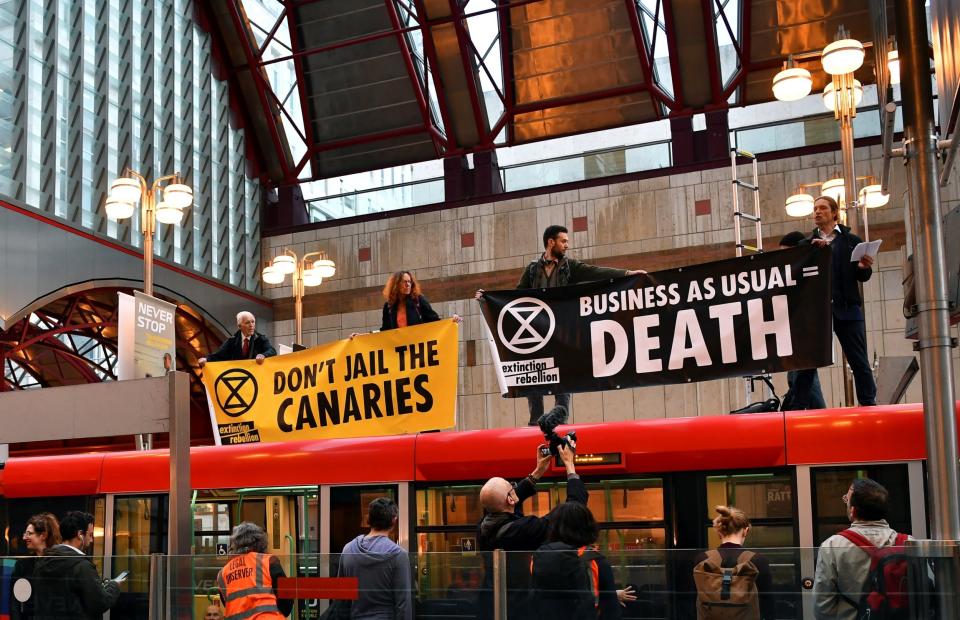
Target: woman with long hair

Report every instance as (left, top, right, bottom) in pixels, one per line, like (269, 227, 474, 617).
(11, 513, 62, 619)
(379, 270, 461, 331)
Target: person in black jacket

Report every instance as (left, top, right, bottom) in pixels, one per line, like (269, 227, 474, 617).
(475, 225, 646, 426)
(477, 441, 585, 620)
(808, 196, 877, 406)
(531, 502, 635, 620)
(199, 311, 277, 367)
(31, 511, 120, 620)
(10, 513, 61, 620)
(380, 270, 461, 331)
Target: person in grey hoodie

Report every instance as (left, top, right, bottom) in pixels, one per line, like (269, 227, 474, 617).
(813, 478, 908, 619)
(338, 497, 412, 620)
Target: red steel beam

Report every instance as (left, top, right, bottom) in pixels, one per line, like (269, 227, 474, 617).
(412, 0, 456, 150)
(700, 0, 724, 104)
(284, 1, 320, 165)
(498, 0, 517, 143)
(383, 0, 441, 157)
(623, 0, 663, 117)
(511, 82, 652, 115)
(446, 0, 491, 146)
(224, 1, 294, 179)
(659, 0, 686, 109)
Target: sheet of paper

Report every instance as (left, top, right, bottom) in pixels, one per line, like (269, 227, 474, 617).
(851, 239, 883, 262)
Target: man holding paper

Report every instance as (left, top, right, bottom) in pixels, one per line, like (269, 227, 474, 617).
(809, 196, 877, 406)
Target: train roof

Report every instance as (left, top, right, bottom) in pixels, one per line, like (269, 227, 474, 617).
(0, 404, 944, 498)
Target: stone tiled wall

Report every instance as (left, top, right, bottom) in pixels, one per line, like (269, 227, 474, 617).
(263, 144, 960, 430)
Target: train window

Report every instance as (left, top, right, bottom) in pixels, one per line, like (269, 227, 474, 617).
(416, 485, 483, 527)
(704, 474, 795, 547)
(112, 495, 168, 619)
(811, 465, 912, 544)
(586, 479, 664, 522)
(329, 485, 399, 552)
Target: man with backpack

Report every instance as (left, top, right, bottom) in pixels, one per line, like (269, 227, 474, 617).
(813, 478, 911, 619)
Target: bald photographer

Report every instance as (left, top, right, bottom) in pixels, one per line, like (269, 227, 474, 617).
(476, 412, 585, 619)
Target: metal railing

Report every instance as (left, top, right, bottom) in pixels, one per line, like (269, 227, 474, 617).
(4, 545, 958, 619)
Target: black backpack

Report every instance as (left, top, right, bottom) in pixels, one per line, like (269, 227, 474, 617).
(530, 542, 601, 620)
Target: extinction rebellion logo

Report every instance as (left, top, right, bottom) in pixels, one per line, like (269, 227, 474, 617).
(496, 297, 560, 387)
(214, 368, 258, 417)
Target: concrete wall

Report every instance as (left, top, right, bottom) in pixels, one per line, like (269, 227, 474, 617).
(263, 144, 960, 430)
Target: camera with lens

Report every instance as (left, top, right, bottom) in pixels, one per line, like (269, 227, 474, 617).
(537, 405, 577, 457)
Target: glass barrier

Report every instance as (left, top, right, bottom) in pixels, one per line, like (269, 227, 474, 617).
(2, 547, 956, 619)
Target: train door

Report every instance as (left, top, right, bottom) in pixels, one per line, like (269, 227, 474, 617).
(108, 494, 168, 619)
(320, 484, 405, 563)
(796, 461, 926, 620)
(191, 487, 317, 619)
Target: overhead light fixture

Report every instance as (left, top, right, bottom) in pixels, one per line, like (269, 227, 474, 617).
(154, 201, 183, 225)
(821, 177, 846, 204)
(271, 254, 297, 275)
(772, 58, 812, 102)
(109, 177, 142, 204)
(887, 49, 900, 85)
(822, 79, 863, 112)
(105, 197, 135, 220)
(821, 38, 865, 76)
(163, 183, 193, 209)
(262, 264, 285, 285)
(312, 258, 336, 278)
(785, 193, 815, 217)
(302, 269, 323, 287)
(859, 184, 891, 208)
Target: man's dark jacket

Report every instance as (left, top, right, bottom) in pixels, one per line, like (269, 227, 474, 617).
(517, 257, 627, 289)
(381, 295, 441, 331)
(206, 330, 277, 362)
(807, 224, 873, 317)
(477, 475, 588, 620)
(31, 545, 120, 620)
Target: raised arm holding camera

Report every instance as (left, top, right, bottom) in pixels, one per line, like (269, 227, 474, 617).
(477, 432, 585, 619)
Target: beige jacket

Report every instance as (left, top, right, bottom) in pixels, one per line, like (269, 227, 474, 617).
(812, 520, 904, 620)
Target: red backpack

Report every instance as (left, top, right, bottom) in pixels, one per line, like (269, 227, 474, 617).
(836, 530, 911, 619)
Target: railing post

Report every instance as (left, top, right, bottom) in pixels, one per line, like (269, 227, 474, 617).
(148, 553, 166, 620)
(493, 549, 507, 620)
(906, 539, 960, 620)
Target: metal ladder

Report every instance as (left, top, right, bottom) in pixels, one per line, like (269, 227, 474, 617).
(730, 147, 763, 257)
(730, 148, 775, 409)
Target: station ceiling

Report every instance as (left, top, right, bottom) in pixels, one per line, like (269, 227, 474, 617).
(198, 0, 895, 187)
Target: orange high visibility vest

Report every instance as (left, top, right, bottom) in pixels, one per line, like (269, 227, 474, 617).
(217, 552, 285, 619)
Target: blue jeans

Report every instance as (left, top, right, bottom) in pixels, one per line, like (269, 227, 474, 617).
(526, 393, 571, 426)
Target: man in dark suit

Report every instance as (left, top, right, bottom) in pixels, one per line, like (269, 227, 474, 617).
(199, 311, 277, 367)
(809, 196, 877, 406)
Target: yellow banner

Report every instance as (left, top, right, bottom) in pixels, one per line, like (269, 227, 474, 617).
(202, 321, 459, 444)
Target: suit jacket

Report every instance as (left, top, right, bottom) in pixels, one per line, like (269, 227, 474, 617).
(381, 295, 441, 331)
(807, 224, 873, 320)
(206, 330, 277, 362)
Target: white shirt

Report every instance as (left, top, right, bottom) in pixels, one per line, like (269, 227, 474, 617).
(817, 224, 841, 244)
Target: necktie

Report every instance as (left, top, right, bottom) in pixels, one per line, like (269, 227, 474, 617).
(241, 337, 250, 358)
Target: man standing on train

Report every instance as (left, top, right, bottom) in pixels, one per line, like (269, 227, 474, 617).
(199, 311, 277, 367)
(477, 440, 585, 619)
(475, 224, 646, 426)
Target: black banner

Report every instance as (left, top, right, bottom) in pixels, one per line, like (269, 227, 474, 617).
(479, 245, 833, 397)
